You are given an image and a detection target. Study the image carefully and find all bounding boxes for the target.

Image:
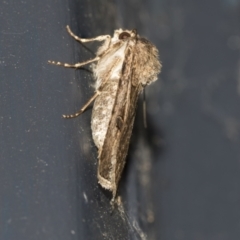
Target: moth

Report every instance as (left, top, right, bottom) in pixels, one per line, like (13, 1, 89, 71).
(49, 26, 161, 201)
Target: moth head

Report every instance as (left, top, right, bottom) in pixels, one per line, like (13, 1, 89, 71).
(113, 29, 137, 41)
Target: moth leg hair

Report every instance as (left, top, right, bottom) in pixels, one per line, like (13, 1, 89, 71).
(63, 90, 101, 118)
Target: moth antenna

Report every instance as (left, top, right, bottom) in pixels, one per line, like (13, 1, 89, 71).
(66, 25, 111, 43)
(143, 88, 147, 128)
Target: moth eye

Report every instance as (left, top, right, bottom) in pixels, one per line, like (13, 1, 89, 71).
(119, 32, 131, 40)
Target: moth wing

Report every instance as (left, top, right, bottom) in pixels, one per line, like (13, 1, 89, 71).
(112, 81, 143, 192)
(97, 61, 143, 197)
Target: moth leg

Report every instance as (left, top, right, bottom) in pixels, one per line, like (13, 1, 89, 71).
(66, 25, 111, 44)
(63, 91, 100, 118)
(48, 56, 99, 69)
(48, 26, 111, 68)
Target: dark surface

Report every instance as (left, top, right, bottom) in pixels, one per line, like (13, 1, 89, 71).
(1, 0, 240, 240)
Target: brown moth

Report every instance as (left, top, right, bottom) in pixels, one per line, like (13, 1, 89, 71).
(48, 26, 161, 201)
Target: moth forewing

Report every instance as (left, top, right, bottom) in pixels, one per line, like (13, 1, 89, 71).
(96, 42, 136, 196)
(49, 26, 161, 202)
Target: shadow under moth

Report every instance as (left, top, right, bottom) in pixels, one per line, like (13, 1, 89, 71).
(49, 26, 161, 203)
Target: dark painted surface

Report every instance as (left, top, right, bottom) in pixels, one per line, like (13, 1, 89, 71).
(1, 0, 240, 239)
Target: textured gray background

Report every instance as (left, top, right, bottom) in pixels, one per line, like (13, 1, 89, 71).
(1, 0, 240, 239)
